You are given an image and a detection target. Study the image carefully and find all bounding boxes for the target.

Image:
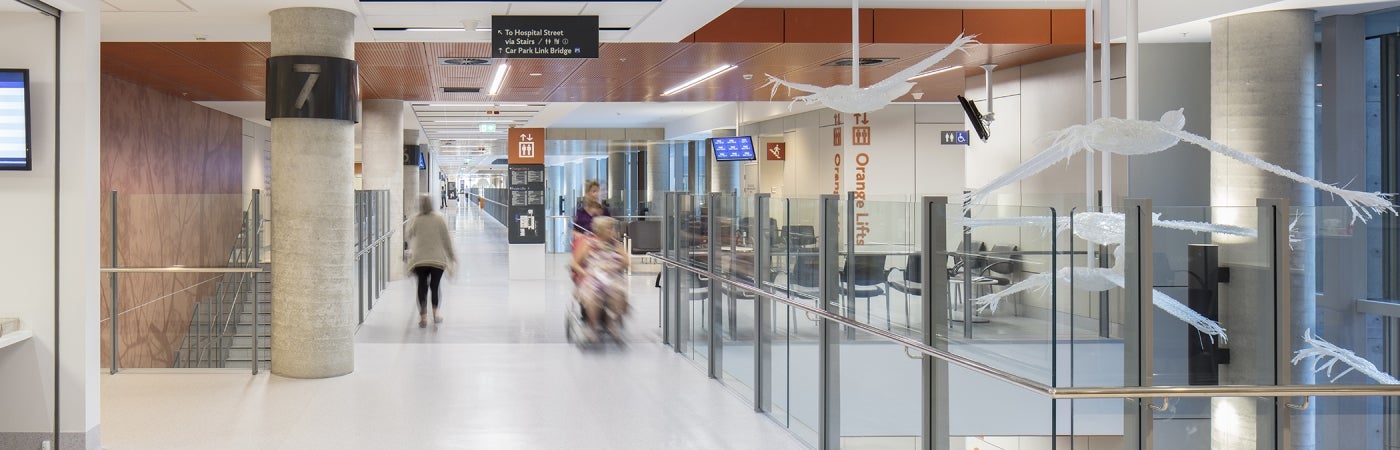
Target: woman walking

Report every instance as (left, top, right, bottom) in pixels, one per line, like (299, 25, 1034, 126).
(407, 194, 456, 327)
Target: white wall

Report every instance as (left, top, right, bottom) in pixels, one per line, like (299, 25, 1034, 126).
(0, 0, 103, 444)
(242, 120, 271, 204)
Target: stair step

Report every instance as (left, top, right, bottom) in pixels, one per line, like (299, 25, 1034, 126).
(222, 360, 271, 370)
(230, 336, 271, 348)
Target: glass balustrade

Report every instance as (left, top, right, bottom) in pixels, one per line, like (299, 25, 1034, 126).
(654, 191, 1400, 450)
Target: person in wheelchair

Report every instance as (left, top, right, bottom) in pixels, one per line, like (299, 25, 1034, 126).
(571, 216, 630, 339)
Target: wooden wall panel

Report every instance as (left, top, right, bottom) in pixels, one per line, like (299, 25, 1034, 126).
(963, 10, 1052, 44)
(871, 9, 962, 43)
(99, 74, 244, 368)
(694, 8, 784, 43)
(1051, 9, 1087, 45)
(784, 9, 874, 43)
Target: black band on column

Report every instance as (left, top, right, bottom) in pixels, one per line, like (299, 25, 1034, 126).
(265, 55, 359, 122)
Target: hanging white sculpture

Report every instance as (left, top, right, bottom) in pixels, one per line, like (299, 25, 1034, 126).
(959, 212, 1254, 343)
(763, 34, 978, 114)
(1291, 328, 1399, 384)
(962, 109, 1397, 223)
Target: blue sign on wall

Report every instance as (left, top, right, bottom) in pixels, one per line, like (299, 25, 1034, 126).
(940, 130, 971, 146)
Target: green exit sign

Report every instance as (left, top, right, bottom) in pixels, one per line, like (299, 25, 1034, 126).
(479, 123, 497, 133)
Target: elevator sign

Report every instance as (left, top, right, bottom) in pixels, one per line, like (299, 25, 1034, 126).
(508, 127, 545, 164)
(491, 16, 599, 59)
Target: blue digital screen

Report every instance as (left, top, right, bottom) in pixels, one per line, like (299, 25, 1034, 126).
(711, 136, 756, 161)
(0, 69, 30, 171)
(418, 152, 426, 170)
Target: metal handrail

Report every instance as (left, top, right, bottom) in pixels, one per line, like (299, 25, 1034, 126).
(651, 252, 1054, 397)
(652, 253, 1400, 400)
(465, 191, 509, 208)
(354, 221, 404, 259)
(100, 267, 265, 273)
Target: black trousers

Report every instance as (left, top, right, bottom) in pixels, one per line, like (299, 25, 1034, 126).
(413, 266, 445, 312)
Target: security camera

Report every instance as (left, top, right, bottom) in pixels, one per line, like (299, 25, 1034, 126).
(911, 92, 924, 100)
(742, 73, 754, 80)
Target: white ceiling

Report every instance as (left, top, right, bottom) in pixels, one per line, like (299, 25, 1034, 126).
(547, 102, 729, 128)
(0, 1, 47, 13)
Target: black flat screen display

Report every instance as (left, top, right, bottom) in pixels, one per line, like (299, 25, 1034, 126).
(0, 69, 31, 171)
(711, 136, 756, 161)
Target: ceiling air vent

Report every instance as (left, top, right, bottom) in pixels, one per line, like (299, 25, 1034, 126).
(438, 57, 492, 66)
(442, 87, 482, 93)
(822, 57, 898, 67)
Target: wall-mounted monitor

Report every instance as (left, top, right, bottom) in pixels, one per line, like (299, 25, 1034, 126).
(710, 136, 756, 161)
(957, 95, 990, 143)
(0, 69, 31, 171)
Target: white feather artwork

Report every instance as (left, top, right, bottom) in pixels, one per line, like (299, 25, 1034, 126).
(958, 212, 1253, 343)
(762, 34, 977, 114)
(961, 109, 1397, 224)
(1291, 328, 1399, 384)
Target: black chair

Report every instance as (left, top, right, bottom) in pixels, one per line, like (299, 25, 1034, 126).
(784, 225, 818, 250)
(626, 221, 662, 255)
(977, 245, 1021, 314)
(886, 254, 920, 331)
(840, 254, 889, 329)
(772, 253, 821, 334)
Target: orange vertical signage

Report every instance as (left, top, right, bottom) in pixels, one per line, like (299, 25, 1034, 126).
(508, 127, 545, 164)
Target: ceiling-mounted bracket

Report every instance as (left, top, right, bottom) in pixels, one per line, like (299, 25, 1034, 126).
(981, 64, 998, 122)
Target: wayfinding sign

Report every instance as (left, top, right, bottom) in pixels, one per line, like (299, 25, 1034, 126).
(491, 16, 599, 59)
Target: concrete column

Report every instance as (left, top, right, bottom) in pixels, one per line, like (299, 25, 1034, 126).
(363, 99, 405, 279)
(268, 7, 357, 379)
(710, 129, 739, 194)
(403, 129, 421, 219)
(1210, 10, 1316, 450)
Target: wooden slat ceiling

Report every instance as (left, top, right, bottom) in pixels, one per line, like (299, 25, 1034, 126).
(100, 8, 1089, 104)
(102, 41, 1083, 103)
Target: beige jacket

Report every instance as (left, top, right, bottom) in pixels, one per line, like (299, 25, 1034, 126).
(406, 212, 455, 270)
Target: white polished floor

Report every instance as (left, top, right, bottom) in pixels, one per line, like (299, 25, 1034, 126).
(100, 202, 806, 450)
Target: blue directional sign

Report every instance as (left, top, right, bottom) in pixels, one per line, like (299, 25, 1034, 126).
(940, 130, 971, 146)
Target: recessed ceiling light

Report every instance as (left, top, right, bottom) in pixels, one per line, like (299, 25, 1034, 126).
(907, 65, 963, 81)
(489, 64, 508, 96)
(529, 73, 543, 77)
(663, 65, 735, 96)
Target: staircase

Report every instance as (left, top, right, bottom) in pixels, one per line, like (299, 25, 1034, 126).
(175, 194, 271, 369)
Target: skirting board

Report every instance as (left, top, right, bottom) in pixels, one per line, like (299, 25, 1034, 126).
(0, 426, 100, 450)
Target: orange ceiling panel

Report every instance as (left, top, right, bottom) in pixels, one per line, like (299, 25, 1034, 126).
(871, 10, 962, 43)
(694, 8, 784, 43)
(356, 42, 429, 67)
(964, 10, 1052, 44)
(422, 42, 493, 60)
(784, 9, 874, 44)
(158, 42, 268, 69)
(658, 42, 779, 73)
(362, 66, 434, 100)
(1051, 9, 1087, 45)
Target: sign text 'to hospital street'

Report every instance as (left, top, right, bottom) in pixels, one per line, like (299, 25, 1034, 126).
(491, 16, 599, 59)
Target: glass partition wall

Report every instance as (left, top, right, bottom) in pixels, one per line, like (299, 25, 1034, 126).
(657, 192, 1400, 450)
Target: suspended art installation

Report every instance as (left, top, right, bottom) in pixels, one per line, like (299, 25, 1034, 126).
(763, 34, 979, 114)
(1292, 329, 1399, 384)
(959, 212, 1255, 343)
(962, 109, 1397, 223)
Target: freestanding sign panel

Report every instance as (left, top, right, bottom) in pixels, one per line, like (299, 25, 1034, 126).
(507, 164, 547, 244)
(508, 128, 546, 165)
(491, 15, 599, 59)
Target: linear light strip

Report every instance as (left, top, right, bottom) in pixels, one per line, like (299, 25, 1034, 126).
(488, 63, 510, 96)
(662, 64, 734, 96)
(907, 65, 963, 81)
